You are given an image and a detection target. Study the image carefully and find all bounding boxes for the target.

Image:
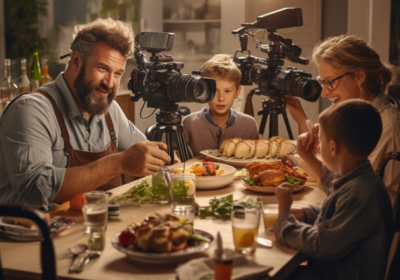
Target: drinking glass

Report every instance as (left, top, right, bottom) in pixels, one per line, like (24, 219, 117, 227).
(170, 173, 196, 218)
(82, 191, 108, 234)
(231, 208, 261, 255)
(262, 204, 279, 231)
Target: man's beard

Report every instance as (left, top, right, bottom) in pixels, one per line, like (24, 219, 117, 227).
(73, 64, 116, 116)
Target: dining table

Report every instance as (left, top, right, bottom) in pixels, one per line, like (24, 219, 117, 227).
(0, 156, 327, 280)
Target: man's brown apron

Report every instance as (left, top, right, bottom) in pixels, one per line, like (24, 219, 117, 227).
(2, 90, 122, 210)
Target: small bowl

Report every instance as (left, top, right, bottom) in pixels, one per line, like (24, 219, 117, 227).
(172, 162, 236, 190)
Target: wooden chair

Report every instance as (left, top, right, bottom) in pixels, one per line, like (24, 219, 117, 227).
(0, 206, 57, 280)
(376, 152, 400, 279)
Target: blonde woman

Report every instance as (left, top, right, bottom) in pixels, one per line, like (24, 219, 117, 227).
(287, 35, 400, 205)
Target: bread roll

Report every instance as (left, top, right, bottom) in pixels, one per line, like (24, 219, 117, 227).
(255, 140, 269, 158)
(223, 138, 242, 157)
(243, 140, 256, 158)
(266, 136, 284, 158)
(277, 139, 293, 159)
(234, 141, 251, 159)
(219, 139, 229, 153)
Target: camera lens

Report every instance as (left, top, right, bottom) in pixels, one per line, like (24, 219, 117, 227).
(168, 74, 216, 103)
(271, 70, 321, 102)
(291, 76, 321, 102)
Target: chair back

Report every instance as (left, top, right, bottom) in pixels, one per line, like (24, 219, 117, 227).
(0, 206, 57, 280)
(377, 152, 400, 279)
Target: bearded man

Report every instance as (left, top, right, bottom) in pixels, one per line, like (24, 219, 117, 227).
(0, 18, 170, 210)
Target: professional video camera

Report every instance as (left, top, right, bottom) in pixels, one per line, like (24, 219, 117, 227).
(232, 8, 322, 139)
(128, 32, 216, 163)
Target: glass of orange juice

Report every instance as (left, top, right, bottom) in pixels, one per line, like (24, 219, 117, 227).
(262, 204, 279, 231)
(231, 207, 261, 255)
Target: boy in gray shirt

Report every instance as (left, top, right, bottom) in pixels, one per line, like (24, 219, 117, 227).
(274, 100, 394, 279)
(182, 54, 259, 157)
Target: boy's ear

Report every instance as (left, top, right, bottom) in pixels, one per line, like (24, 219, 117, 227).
(234, 86, 241, 99)
(330, 140, 340, 156)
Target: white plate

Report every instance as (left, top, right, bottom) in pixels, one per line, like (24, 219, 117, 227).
(0, 217, 75, 241)
(200, 149, 281, 168)
(112, 229, 215, 263)
(173, 162, 236, 190)
(240, 179, 306, 194)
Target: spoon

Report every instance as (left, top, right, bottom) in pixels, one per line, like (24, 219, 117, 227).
(69, 244, 88, 255)
(69, 251, 101, 273)
(68, 244, 88, 273)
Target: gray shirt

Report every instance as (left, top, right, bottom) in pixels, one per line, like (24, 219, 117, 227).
(274, 160, 394, 280)
(182, 107, 259, 157)
(0, 73, 146, 209)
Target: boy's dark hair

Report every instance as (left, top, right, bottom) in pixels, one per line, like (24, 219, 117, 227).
(318, 99, 382, 157)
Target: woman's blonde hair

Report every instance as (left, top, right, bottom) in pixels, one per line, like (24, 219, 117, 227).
(200, 54, 242, 89)
(70, 18, 135, 63)
(312, 35, 392, 95)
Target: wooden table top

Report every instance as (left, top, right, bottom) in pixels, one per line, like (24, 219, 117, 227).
(0, 157, 326, 280)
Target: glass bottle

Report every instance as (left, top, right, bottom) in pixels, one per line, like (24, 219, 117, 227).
(31, 42, 42, 90)
(0, 59, 19, 102)
(18, 58, 30, 93)
(41, 58, 53, 85)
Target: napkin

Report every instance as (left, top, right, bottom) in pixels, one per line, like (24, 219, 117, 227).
(176, 256, 273, 280)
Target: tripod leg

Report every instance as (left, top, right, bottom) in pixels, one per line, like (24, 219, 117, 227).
(165, 132, 175, 166)
(269, 113, 278, 138)
(282, 110, 294, 140)
(152, 126, 163, 142)
(176, 126, 192, 162)
(259, 111, 269, 136)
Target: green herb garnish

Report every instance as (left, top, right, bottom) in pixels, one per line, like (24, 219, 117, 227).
(199, 195, 262, 219)
(284, 174, 304, 188)
(171, 180, 195, 204)
(112, 176, 170, 205)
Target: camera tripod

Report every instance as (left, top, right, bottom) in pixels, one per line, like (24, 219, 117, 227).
(257, 89, 294, 140)
(145, 108, 193, 165)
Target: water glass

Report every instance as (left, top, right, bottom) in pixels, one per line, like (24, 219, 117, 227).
(231, 208, 261, 255)
(82, 191, 108, 234)
(262, 204, 279, 231)
(170, 173, 196, 217)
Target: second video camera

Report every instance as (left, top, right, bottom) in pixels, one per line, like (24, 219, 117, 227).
(232, 8, 321, 102)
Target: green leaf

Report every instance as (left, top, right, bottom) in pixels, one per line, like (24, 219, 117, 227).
(284, 174, 304, 188)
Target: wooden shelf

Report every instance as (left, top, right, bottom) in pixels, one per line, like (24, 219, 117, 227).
(163, 19, 221, 24)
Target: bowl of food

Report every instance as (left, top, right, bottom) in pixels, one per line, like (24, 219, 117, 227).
(171, 158, 236, 190)
(112, 214, 214, 263)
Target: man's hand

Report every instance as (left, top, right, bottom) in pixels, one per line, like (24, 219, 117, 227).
(121, 142, 171, 177)
(275, 183, 294, 214)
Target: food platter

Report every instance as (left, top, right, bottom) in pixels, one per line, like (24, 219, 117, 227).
(172, 162, 236, 190)
(112, 229, 215, 263)
(200, 149, 281, 168)
(0, 216, 75, 241)
(240, 178, 305, 194)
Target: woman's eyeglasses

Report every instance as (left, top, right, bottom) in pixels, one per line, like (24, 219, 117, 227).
(316, 72, 350, 91)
